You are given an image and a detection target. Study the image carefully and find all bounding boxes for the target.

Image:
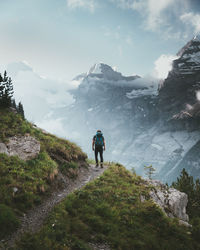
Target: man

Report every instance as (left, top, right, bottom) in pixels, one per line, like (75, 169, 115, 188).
(92, 130, 106, 168)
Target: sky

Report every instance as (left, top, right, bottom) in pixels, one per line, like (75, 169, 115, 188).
(0, 0, 200, 81)
(0, 0, 200, 127)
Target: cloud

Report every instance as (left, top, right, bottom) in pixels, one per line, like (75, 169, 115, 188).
(154, 54, 178, 79)
(66, 0, 96, 12)
(180, 12, 200, 34)
(7, 62, 75, 122)
(110, 0, 190, 38)
(36, 118, 67, 138)
(196, 90, 200, 101)
(101, 26, 133, 46)
(118, 45, 123, 56)
(126, 36, 133, 45)
(114, 0, 175, 31)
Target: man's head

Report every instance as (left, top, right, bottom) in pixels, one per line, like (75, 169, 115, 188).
(96, 130, 102, 136)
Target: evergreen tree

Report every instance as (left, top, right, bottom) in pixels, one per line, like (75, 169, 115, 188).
(172, 168, 200, 218)
(144, 165, 155, 180)
(0, 73, 4, 106)
(0, 71, 14, 108)
(17, 102, 25, 119)
(11, 99, 17, 110)
(172, 168, 194, 196)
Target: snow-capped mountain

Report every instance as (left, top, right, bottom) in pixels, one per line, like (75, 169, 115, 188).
(87, 63, 140, 82)
(55, 37, 200, 183)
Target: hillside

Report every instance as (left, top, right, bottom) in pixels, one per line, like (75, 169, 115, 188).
(0, 107, 88, 241)
(16, 164, 199, 250)
(1, 108, 200, 250)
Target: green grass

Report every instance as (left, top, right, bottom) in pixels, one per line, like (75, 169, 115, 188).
(0, 204, 19, 238)
(0, 108, 33, 142)
(0, 108, 88, 239)
(16, 164, 198, 250)
(0, 152, 58, 212)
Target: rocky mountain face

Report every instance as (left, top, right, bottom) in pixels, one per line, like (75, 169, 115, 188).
(156, 35, 200, 182)
(60, 37, 200, 183)
(159, 34, 200, 127)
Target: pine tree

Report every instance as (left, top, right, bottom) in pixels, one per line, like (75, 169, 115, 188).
(172, 168, 200, 218)
(11, 99, 17, 110)
(144, 165, 155, 180)
(0, 73, 4, 106)
(0, 71, 14, 108)
(17, 102, 25, 119)
(172, 168, 194, 197)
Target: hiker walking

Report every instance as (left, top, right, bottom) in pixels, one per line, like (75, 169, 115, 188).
(92, 130, 105, 168)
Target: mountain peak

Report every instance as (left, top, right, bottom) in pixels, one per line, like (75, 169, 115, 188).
(193, 33, 200, 41)
(88, 63, 116, 75)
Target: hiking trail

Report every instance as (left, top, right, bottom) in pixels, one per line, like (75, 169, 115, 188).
(3, 164, 108, 249)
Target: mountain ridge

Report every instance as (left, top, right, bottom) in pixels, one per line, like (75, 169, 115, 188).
(58, 35, 200, 184)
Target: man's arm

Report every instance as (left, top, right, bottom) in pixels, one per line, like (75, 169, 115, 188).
(103, 138, 106, 151)
(92, 136, 95, 151)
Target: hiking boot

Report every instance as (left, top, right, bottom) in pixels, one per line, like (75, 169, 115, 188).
(95, 163, 99, 168)
(100, 163, 103, 168)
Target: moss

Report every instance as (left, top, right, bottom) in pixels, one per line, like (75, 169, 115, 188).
(17, 164, 198, 250)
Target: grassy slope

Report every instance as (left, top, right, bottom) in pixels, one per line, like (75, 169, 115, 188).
(0, 108, 87, 238)
(17, 164, 199, 250)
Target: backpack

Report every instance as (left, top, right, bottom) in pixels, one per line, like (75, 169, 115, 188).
(95, 132, 104, 146)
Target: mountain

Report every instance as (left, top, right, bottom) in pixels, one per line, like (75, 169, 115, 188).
(57, 37, 200, 184)
(1, 81, 200, 250)
(159, 34, 200, 124)
(56, 64, 160, 170)
(156, 35, 200, 182)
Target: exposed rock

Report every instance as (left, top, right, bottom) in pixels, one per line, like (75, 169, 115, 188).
(146, 179, 189, 222)
(0, 143, 8, 154)
(89, 242, 111, 250)
(0, 135, 40, 160)
(13, 187, 18, 193)
(179, 220, 192, 228)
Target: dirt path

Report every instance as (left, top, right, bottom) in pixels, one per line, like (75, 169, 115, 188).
(3, 164, 108, 250)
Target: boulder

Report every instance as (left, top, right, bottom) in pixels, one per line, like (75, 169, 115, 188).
(0, 135, 40, 161)
(145, 179, 189, 223)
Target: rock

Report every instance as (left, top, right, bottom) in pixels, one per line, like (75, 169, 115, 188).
(0, 143, 9, 154)
(0, 135, 40, 161)
(88, 242, 111, 250)
(146, 179, 189, 222)
(179, 220, 192, 228)
(13, 187, 18, 193)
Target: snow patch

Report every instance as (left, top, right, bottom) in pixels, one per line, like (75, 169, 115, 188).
(151, 144, 163, 151)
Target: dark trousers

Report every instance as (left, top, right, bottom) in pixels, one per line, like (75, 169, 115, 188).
(95, 146, 103, 164)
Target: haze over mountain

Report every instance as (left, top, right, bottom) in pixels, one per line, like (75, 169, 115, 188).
(46, 35, 200, 184)
(5, 33, 200, 184)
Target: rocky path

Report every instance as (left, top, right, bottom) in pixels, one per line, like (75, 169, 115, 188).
(3, 164, 108, 250)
